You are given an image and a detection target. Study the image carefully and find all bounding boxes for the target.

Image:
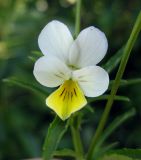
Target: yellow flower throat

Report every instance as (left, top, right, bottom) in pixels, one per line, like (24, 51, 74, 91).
(46, 80, 87, 120)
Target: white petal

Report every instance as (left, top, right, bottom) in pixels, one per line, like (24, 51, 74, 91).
(69, 26, 108, 68)
(72, 66, 109, 97)
(38, 20, 73, 63)
(33, 56, 71, 87)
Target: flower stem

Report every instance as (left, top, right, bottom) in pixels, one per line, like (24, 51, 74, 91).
(86, 11, 141, 160)
(74, 0, 82, 38)
(71, 1, 84, 160)
(70, 116, 84, 160)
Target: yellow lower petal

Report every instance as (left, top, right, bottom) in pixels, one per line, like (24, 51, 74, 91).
(46, 80, 87, 120)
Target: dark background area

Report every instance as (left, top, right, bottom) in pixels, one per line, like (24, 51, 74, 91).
(0, 0, 141, 159)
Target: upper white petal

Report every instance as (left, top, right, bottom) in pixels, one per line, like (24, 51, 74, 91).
(38, 20, 73, 63)
(72, 66, 109, 97)
(33, 56, 71, 87)
(69, 26, 108, 68)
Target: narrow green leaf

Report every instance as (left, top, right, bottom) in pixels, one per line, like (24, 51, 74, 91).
(94, 142, 119, 159)
(28, 56, 37, 62)
(84, 105, 94, 113)
(88, 94, 130, 103)
(54, 149, 76, 157)
(3, 77, 48, 98)
(103, 46, 124, 73)
(31, 50, 42, 56)
(28, 51, 43, 62)
(94, 108, 136, 151)
(109, 149, 141, 159)
(91, 109, 136, 159)
(42, 116, 69, 160)
(99, 154, 132, 160)
(109, 78, 141, 90)
(119, 78, 141, 86)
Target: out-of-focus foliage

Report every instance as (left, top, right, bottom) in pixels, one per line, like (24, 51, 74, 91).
(0, 0, 141, 159)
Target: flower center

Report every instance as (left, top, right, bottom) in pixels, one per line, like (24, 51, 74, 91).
(68, 64, 79, 71)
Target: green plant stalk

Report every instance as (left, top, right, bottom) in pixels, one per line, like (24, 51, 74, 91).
(87, 11, 141, 160)
(74, 0, 81, 38)
(71, 1, 84, 159)
(71, 117, 84, 160)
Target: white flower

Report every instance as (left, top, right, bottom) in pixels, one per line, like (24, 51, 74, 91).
(33, 20, 109, 120)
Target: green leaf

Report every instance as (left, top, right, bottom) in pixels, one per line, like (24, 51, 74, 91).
(93, 108, 136, 158)
(94, 108, 136, 158)
(99, 154, 132, 160)
(42, 116, 69, 160)
(31, 50, 42, 56)
(28, 56, 37, 62)
(94, 142, 119, 159)
(120, 78, 141, 86)
(3, 77, 48, 98)
(84, 105, 94, 113)
(109, 78, 141, 90)
(103, 46, 124, 73)
(88, 94, 130, 103)
(109, 149, 141, 159)
(54, 149, 76, 157)
(28, 51, 43, 62)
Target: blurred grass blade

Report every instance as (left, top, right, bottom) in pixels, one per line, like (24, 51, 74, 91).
(88, 94, 130, 103)
(95, 108, 136, 151)
(54, 149, 76, 157)
(109, 149, 141, 159)
(43, 116, 69, 160)
(3, 77, 48, 97)
(103, 46, 124, 73)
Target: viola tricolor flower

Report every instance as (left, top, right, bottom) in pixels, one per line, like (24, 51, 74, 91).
(33, 20, 109, 120)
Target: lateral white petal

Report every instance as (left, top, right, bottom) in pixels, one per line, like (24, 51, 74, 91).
(33, 56, 71, 87)
(72, 66, 109, 97)
(38, 20, 73, 63)
(69, 26, 108, 68)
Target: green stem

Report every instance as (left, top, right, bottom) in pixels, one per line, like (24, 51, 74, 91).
(70, 116, 84, 160)
(74, 0, 82, 38)
(87, 11, 141, 160)
(70, 1, 84, 160)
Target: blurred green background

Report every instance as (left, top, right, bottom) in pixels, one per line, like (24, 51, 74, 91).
(0, 0, 141, 159)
